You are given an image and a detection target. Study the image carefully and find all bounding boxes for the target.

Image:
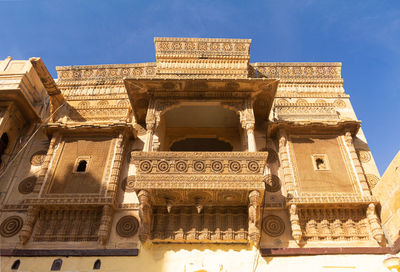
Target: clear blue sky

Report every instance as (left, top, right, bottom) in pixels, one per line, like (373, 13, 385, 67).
(1, 0, 399, 174)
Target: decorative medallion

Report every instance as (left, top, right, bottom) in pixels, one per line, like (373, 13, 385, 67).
(175, 161, 188, 172)
(0, 216, 23, 237)
(296, 99, 308, 105)
(211, 161, 223, 173)
(139, 160, 152, 173)
(266, 148, 279, 164)
(264, 175, 281, 192)
(193, 161, 206, 172)
(365, 174, 380, 189)
(263, 215, 285, 237)
(30, 151, 47, 166)
(121, 177, 135, 192)
(247, 161, 260, 173)
(18, 176, 37, 194)
(276, 99, 289, 105)
(357, 150, 371, 163)
(116, 216, 139, 238)
(333, 99, 346, 108)
(157, 161, 170, 172)
(229, 161, 241, 173)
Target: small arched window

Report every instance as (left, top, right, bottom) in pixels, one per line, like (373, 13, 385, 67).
(93, 259, 101, 269)
(11, 259, 20, 270)
(315, 158, 325, 170)
(0, 133, 9, 164)
(76, 160, 87, 172)
(51, 258, 62, 271)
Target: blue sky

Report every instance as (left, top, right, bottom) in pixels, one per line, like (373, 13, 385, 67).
(1, 0, 399, 173)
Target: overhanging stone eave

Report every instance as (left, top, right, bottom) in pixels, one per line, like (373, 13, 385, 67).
(267, 120, 361, 138)
(124, 77, 279, 126)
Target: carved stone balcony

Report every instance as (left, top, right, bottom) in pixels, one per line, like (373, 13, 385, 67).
(129, 151, 268, 244)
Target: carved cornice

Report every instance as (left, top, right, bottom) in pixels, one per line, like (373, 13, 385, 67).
(268, 120, 361, 137)
(24, 197, 114, 206)
(287, 194, 377, 206)
(130, 151, 268, 196)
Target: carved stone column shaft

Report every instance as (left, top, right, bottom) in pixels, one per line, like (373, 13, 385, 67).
(278, 129, 296, 195)
(248, 190, 261, 244)
(344, 131, 370, 195)
(19, 206, 38, 245)
(33, 133, 60, 194)
(138, 190, 152, 242)
(289, 204, 302, 244)
(98, 205, 113, 245)
(366, 203, 384, 244)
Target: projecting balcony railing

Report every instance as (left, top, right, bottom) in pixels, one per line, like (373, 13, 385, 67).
(129, 151, 269, 191)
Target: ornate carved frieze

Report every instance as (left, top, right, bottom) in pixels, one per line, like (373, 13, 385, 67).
(130, 151, 268, 191)
(288, 193, 377, 205)
(274, 101, 340, 121)
(154, 37, 251, 78)
(251, 63, 342, 82)
(56, 63, 156, 82)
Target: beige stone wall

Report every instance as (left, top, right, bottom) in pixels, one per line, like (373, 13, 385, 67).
(373, 151, 400, 245)
(0, 247, 392, 272)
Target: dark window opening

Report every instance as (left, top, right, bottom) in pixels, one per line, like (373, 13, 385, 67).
(11, 260, 20, 270)
(76, 160, 87, 172)
(93, 259, 101, 269)
(170, 138, 233, 152)
(316, 158, 326, 170)
(0, 133, 9, 164)
(51, 259, 62, 271)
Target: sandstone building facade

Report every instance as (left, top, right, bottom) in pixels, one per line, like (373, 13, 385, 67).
(0, 38, 399, 271)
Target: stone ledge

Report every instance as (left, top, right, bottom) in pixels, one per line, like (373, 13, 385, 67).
(0, 249, 139, 257)
(261, 247, 392, 256)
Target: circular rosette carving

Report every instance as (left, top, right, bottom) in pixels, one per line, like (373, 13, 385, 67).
(265, 148, 279, 164)
(157, 161, 170, 172)
(247, 161, 260, 173)
(0, 216, 23, 237)
(139, 160, 152, 173)
(121, 177, 135, 192)
(333, 99, 346, 108)
(365, 174, 380, 189)
(263, 215, 285, 237)
(211, 161, 223, 173)
(30, 151, 47, 166)
(229, 161, 241, 173)
(193, 161, 205, 172)
(357, 150, 371, 163)
(264, 175, 281, 192)
(116, 216, 139, 238)
(18, 176, 37, 194)
(175, 161, 188, 172)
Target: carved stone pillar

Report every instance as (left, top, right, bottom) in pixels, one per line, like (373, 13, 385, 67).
(144, 100, 160, 152)
(278, 129, 296, 196)
(239, 100, 256, 152)
(289, 204, 302, 244)
(138, 190, 152, 242)
(366, 203, 384, 244)
(98, 205, 113, 245)
(344, 131, 370, 195)
(107, 132, 125, 197)
(33, 133, 60, 194)
(248, 190, 261, 244)
(19, 206, 38, 245)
